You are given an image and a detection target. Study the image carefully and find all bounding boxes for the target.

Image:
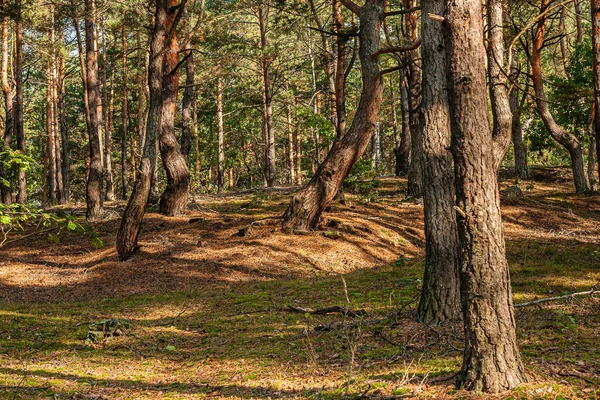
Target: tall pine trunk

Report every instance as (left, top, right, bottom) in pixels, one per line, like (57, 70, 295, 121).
(445, 0, 527, 390)
(395, 67, 411, 175)
(85, 0, 104, 220)
(158, 0, 190, 216)
(416, 0, 461, 325)
(14, 0, 25, 203)
(121, 26, 129, 199)
(117, 0, 167, 260)
(0, 12, 13, 205)
(593, 0, 600, 184)
(216, 76, 225, 193)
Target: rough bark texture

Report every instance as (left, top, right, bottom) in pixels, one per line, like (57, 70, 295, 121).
(85, 0, 104, 220)
(158, 0, 190, 216)
(405, 0, 422, 197)
(530, 0, 588, 193)
(0, 13, 13, 204)
(117, 0, 166, 260)
(121, 26, 129, 199)
(216, 76, 224, 193)
(101, 23, 115, 202)
(287, 102, 295, 184)
(58, 28, 70, 203)
(282, 0, 384, 231)
(181, 52, 194, 161)
(46, 58, 57, 204)
(416, 0, 461, 325)
(509, 66, 528, 179)
(333, 0, 347, 139)
(258, 5, 276, 187)
(445, 0, 527, 391)
(14, 0, 25, 203)
(593, 0, 600, 184)
(488, 0, 513, 169)
(395, 67, 411, 175)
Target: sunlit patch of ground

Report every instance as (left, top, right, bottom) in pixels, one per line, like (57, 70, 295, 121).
(0, 168, 598, 399)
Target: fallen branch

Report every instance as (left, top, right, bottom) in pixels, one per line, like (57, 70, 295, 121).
(514, 289, 597, 308)
(557, 369, 598, 386)
(282, 305, 368, 318)
(0, 227, 59, 248)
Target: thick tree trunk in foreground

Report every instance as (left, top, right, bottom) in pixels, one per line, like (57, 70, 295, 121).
(14, 0, 25, 203)
(158, 0, 190, 216)
(282, 0, 384, 231)
(593, 0, 600, 184)
(0, 13, 13, 205)
(117, 0, 167, 260)
(85, 0, 104, 220)
(445, 0, 527, 391)
(416, 0, 460, 325)
(531, 0, 588, 193)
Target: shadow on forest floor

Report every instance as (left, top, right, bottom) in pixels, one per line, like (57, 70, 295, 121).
(0, 173, 599, 399)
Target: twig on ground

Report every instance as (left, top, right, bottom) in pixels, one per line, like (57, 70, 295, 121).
(514, 288, 597, 308)
(283, 305, 369, 318)
(157, 305, 188, 326)
(557, 369, 598, 385)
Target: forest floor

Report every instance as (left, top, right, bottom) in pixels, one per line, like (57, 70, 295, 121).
(0, 167, 599, 399)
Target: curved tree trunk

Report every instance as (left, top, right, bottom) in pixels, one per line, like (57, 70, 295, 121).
(530, 0, 588, 193)
(416, 0, 461, 325)
(158, 0, 190, 216)
(117, 0, 167, 260)
(282, 0, 384, 231)
(445, 0, 527, 391)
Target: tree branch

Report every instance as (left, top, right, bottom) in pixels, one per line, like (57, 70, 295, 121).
(339, 0, 360, 15)
(384, 6, 420, 17)
(514, 289, 597, 308)
(372, 39, 421, 58)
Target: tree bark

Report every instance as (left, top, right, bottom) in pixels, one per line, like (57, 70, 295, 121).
(0, 12, 13, 204)
(405, 0, 422, 197)
(488, 0, 513, 169)
(117, 0, 167, 260)
(216, 76, 225, 193)
(333, 0, 347, 139)
(121, 26, 129, 199)
(530, 0, 588, 193)
(58, 26, 70, 203)
(14, 0, 25, 203)
(158, 0, 190, 216)
(445, 0, 527, 391)
(282, 0, 385, 231)
(101, 21, 114, 202)
(85, 0, 104, 220)
(287, 101, 295, 184)
(258, 5, 276, 187)
(416, 0, 461, 325)
(46, 58, 57, 204)
(395, 67, 411, 175)
(593, 0, 600, 185)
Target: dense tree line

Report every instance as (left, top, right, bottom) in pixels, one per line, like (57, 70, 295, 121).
(0, 0, 599, 393)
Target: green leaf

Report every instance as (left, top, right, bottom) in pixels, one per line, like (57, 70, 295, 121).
(48, 233, 60, 243)
(91, 235, 104, 249)
(67, 220, 78, 231)
(0, 215, 11, 225)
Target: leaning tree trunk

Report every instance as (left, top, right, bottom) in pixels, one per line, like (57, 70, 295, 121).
(445, 0, 527, 391)
(84, 0, 104, 220)
(531, 0, 588, 193)
(282, 0, 384, 231)
(158, 0, 190, 216)
(593, 0, 600, 184)
(416, 0, 461, 325)
(0, 12, 14, 205)
(14, 0, 25, 203)
(116, 0, 167, 260)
